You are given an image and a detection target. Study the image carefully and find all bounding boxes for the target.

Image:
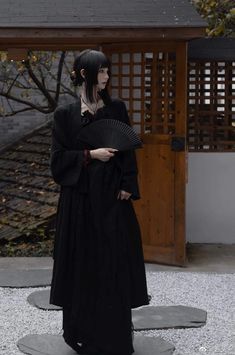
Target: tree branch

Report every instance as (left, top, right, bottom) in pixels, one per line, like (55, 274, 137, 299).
(0, 92, 54, 113)
(40, 61, 77, 98)
(0, 107, 35, 117)
(38, 65, 47, 88)
(6, 73, 21, 96)
(24, 54, 56, 109)
(55, 51, 66, 103)
(6, 97, 14, 112)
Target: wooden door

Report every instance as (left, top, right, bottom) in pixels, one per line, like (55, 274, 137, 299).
(103, 42, 187, 266)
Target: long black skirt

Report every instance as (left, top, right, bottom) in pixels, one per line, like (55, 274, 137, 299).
(50, 160, 149, 354)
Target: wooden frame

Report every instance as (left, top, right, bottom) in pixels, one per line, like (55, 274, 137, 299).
(188, 59, 235, 152)
(103, 42, 187, 265)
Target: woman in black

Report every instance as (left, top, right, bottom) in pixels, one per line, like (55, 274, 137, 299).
(49, 49, 149, 355)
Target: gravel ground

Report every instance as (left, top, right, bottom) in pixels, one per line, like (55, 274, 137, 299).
(0, 271, 234, 355)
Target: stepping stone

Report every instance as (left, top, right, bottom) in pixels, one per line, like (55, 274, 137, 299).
(27, 291, 206, 331)
(134, 335, 175, 355)
(132, 305, 207, 330)
(17, 333, 175, 355)
(27, 290, 150, 312)
(0, 269, 52, 288)
(27, 289, 61, 311)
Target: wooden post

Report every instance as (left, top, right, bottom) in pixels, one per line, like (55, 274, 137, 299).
(174, 41, 187, 265)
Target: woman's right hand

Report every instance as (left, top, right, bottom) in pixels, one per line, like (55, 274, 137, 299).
(90, 148, 118, 162)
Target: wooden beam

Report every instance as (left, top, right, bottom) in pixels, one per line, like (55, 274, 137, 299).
(0, 27, 206, 50)
(6, 48, 28, 61)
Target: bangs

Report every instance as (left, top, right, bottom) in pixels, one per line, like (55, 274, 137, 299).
(83, 50, 111, 72)
(97, 54, 111, 70)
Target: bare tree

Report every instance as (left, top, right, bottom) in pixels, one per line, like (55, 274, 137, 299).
(0, 50, 78, 117)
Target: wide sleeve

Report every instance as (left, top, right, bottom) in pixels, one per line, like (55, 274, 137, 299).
(50, 106, 85, 186)
(119, 101, 141, 200)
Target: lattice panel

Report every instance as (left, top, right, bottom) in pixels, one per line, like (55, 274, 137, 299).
(188, 60, 235, 152)
(109, 51, 176, 135)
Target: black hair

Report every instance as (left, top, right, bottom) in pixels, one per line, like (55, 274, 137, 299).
(71, 49, 111, 103)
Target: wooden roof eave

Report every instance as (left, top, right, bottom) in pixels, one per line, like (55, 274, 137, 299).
(0, 26, 206, 50)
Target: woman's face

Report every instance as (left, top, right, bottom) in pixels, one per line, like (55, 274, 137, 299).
(97, 67, 109, 90)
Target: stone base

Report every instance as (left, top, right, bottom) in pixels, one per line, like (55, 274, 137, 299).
(0, 269, 51, 288)
(17, 333, 175, 355)
(132, 305, 207, 329)
(27, 290, 61, 310)
(27, 290, 207, 331)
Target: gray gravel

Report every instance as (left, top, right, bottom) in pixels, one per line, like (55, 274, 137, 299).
(0, 271, 234, 355)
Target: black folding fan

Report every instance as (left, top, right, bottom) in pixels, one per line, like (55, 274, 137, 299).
(77, 119, 142, 151)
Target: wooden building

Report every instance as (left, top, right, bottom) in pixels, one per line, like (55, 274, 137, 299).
(0, 0, 207, 265)
(187, 38, 235, 245)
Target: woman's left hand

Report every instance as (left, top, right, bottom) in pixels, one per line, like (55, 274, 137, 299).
(117, 190, 132, 200)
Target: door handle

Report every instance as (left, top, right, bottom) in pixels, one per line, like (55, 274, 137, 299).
(171, 136, 185, 151)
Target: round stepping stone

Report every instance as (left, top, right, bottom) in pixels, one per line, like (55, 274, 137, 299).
(132, 305, 207, 330)
(17, 333, 175, 355)
(27, 290, 150, 312)
(27, 289, 61, 311)
(27, 291, 206, 331)
(0, 269, 52, 288)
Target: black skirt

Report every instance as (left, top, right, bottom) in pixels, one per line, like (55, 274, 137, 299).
(50, 109, 149, 355)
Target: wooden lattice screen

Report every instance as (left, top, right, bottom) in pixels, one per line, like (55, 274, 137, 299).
(188, 60, 235, 152)
(107, 49, 177, 136)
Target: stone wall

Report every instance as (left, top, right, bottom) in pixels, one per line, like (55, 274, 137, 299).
(0, 110, 50, 150)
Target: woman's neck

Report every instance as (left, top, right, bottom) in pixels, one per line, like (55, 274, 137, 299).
(79, 84, 104, 115)
(79, 84, 99, 104)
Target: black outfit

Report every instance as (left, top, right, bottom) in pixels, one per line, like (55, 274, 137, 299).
(49, 96, 149, 355)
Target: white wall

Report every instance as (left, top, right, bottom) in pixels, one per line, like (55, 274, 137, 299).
(186, 153, 235, 244)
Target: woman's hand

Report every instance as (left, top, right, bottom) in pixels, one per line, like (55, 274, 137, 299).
(90, 148, 118, 162)
(117, 190, 132, 200)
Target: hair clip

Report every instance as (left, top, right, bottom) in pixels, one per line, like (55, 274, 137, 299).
(71, 70, 76, 78)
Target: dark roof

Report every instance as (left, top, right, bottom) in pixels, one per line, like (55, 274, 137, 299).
(0, 124, 59, 242)
(0, 0, 206, 28)
(188, 38, 235, 61)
